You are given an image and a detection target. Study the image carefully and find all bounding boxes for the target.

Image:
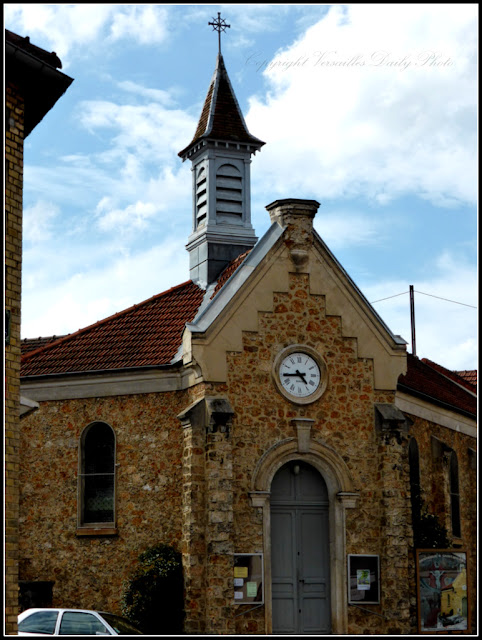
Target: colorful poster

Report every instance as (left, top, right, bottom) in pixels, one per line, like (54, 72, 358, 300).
(416, 550, 469, 633)
(348, 555, 380, 604)
(357, 569, 370, 590)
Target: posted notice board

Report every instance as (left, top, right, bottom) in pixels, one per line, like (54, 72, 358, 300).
(348, 554, 380, 604)
(233, 553, 264, 604)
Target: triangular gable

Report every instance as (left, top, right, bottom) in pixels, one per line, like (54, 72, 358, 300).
(183, 201, 407, 390)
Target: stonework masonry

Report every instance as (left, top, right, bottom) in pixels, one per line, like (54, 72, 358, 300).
(18, 391, 191, 611)
(5, 80, 25, 636)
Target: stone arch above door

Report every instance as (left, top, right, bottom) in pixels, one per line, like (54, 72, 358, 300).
(249, 432, 358, 635)
(250, 432, 357, 500)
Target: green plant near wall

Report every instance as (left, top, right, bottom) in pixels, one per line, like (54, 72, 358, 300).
(121, 543, 184, 635)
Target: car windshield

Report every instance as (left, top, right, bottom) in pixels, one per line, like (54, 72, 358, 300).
(99, 613, 143, 635)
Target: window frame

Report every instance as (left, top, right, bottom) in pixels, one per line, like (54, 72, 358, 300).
(77, 421, 117, 534)
(18, 609, 60, 635)
(58, 610, 110, 635)
(408, 437, 422, 521)
(449, 450, 461, 538)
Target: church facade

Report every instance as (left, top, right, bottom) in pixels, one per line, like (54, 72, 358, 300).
(18, 49, 477, 635)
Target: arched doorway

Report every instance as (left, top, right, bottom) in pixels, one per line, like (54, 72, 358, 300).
(270, 460, 331, 634)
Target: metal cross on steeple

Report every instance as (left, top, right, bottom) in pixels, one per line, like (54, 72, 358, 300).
(208, 12, 230, 54)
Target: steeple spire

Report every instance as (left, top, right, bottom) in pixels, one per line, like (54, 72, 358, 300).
(178, 17, 265, 289)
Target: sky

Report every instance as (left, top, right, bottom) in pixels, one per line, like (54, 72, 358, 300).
(4, 3, 478, 371)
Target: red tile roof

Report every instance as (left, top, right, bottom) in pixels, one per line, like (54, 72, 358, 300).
(21, 281, 204, 377)
(421, 358, 477, 393)
(211, 250, 251, 299)
(398, 354, 477, 418)
(179, 54, 264, 157)
(22, 335, 68, 355)
(455, 369, 477, 387)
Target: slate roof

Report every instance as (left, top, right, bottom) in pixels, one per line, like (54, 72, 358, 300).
(21, 281, 204, 377)
(178, 54, 265, 158)
(398, 354, 477, 418)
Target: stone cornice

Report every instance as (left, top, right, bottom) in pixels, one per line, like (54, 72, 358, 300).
(20, 365, 202, 401)
(395, 390, 477, 438)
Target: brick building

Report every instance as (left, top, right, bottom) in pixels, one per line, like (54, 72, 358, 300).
(4, 29, 73, 635)
(17, 48, 476, 635)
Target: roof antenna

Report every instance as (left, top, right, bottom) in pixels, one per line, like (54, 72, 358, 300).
(410, 285, 416, 357)
(209, 11, 230, 55)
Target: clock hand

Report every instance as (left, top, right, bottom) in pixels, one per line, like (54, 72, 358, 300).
(283, 370, 308, 384)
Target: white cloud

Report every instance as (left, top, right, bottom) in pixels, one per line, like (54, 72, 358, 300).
(108, 5, 169, 45)
(314, 212, 385, 250)
(23, 200, 60, 243)
(24, 91, 194, 239)
(247, 4, 477, 207)
(4, 4, 170, 65)
(116, 81, 176, 106)
(95, 198, 158, 233)
(77, 98, 196, 164)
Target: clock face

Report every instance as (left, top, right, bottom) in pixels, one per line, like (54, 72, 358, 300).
(279, 351, 322, 398)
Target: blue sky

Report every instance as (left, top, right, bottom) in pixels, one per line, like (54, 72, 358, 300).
(5, 4, 478, 370)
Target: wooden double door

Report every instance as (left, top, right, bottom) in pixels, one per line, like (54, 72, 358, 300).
(271, 461, 331, 634)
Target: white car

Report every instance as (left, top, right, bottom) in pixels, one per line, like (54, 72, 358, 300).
(17, 608, 143, 635)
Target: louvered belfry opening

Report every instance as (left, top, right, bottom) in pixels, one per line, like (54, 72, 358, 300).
(196, 167, 208, 227)
(216, 163, 242, 217)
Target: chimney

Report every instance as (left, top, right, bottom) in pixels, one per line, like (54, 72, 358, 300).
(266, 199, 320, 271)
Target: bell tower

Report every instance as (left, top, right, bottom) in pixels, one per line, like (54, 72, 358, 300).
(178, 14, 265, 288)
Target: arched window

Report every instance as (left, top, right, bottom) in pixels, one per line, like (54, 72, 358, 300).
(449, 451, 461, 537)
(79, 422, 115, 526)
(408, 438, 421, 526)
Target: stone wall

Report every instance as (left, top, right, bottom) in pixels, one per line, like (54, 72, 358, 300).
(18, 390, 196, 616)
(5, 80, 25, 636)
